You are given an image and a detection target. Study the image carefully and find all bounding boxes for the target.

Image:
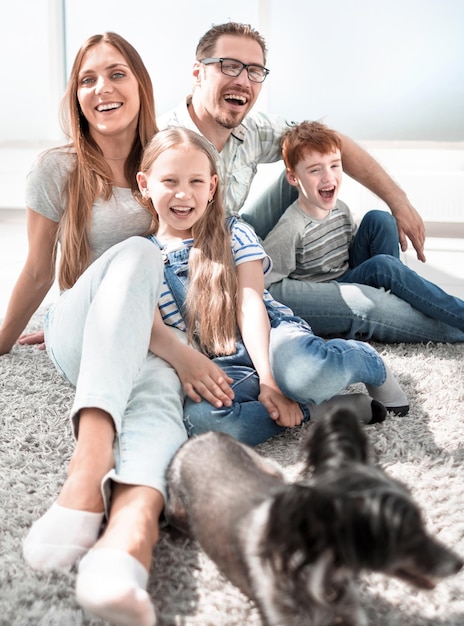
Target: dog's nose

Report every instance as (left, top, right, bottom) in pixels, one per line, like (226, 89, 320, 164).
(452, 556, 464, 574)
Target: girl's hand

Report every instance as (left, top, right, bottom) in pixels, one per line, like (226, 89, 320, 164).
(175, 349, 235, 408)
(150, 308, 234, 407)
(17, 330, 46, 350)
(258, 382, 304, 428)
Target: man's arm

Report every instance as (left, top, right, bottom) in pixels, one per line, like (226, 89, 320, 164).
(339, 133, 426, 262)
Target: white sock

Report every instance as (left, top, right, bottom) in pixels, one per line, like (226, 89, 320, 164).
(23, 502, 104, 571)
(309, 392, 387, 425)
(366, 362, 409, 416)
(76, 548, 156, 626)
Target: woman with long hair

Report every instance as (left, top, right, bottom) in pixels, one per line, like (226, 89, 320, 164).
(1, 33, 187, 626)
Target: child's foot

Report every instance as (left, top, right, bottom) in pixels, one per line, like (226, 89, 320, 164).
(366, 362, 409, 416)
(76, 548, 156, 626)
(310, 392, 387, 425)
(23, 503, 104, 571)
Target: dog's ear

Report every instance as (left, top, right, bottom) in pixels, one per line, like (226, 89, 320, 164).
(302, 408, 369, 474)
(263, 485, 338, 572)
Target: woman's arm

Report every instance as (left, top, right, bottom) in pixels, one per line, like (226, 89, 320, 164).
(149, 308, 234, 408)
(0, 208, 58, 355)
(339, 133, 426, 262)
(236, 260, 303, 428)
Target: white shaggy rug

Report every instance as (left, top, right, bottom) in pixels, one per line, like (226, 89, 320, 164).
(1, 312, 464, 626)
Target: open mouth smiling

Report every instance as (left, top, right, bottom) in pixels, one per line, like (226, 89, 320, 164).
(224, 93, 248, 106)
(96, 102, 123, 112)
(171, 206, 193, 217)
(319, 186, 336, 200)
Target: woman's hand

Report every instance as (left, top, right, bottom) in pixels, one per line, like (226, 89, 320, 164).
(17, 330, 46, 350)
(0, 209, 57, 355)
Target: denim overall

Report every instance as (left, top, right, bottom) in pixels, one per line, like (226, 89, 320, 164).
(148, 225, 312, 445)
(148, 221, 260, 370)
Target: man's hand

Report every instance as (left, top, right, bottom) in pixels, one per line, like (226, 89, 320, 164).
(392, 200, 426, 262)
(338, 133, 427, 262)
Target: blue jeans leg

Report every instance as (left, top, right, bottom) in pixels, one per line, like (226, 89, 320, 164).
(340, 254, 464, 331)
(268, 278, 464, 343)
(349, 210, 400, 266)
(269, 319, 386, 405)
(183, 365, 293, 446)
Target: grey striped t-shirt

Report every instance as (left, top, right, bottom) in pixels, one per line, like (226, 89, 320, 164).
(262, 199, 357, 287)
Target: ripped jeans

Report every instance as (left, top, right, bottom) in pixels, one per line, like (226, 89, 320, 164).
(183, 311, 388, 446)
(157, 233, 389, 447)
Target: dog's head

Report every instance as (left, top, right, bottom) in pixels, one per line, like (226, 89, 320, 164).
(301, 407, 463, 589)
(258, 478, 462, 626)
(257, 485, 369, 626)
(331, 478, 463, 589)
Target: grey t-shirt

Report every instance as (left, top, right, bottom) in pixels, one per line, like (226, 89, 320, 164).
(25, 147, 152, 265)
(262, 199, 356, 287)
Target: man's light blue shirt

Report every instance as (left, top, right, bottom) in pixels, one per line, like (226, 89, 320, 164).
(157, 96, 295, 216)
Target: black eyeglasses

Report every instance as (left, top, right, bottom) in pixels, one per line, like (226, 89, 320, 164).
(200, 57, 270, 83)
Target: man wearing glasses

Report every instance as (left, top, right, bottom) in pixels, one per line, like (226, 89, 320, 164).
(158, 22, 464, 344)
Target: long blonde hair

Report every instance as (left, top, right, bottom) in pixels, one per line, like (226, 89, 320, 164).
(140, 128, 238, 356)
(58, 32, 157, 289)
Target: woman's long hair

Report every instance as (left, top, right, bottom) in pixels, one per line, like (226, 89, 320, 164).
(58, 32, 157, 289)
(140, 127, 238, 356)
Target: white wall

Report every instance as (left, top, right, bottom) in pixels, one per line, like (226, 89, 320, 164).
(62, 0, 464, 140)
(2, 0, 64, 143)
(3, 0, 464, 144)
(1, 0, 464, 208)
(267, 0, 464, 141)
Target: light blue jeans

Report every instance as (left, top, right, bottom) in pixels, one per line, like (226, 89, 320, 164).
(184, 312, 388, 446)
(241, 169, 464, 343)
(44, 237, 187, 501)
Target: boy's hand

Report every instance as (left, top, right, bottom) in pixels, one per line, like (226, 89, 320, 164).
(258, 382, 304, 428)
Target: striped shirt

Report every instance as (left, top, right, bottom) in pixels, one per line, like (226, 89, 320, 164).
(151, 220, 293, 332)
(262, 199, 357, 286)
(157, 97, 295, 216)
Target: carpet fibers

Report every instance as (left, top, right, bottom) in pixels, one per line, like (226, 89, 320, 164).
(1, 315, 464, 626)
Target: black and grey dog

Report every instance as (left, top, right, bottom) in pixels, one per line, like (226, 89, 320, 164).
(301, 408, 463, 592)
(165, 409, 462, 626)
